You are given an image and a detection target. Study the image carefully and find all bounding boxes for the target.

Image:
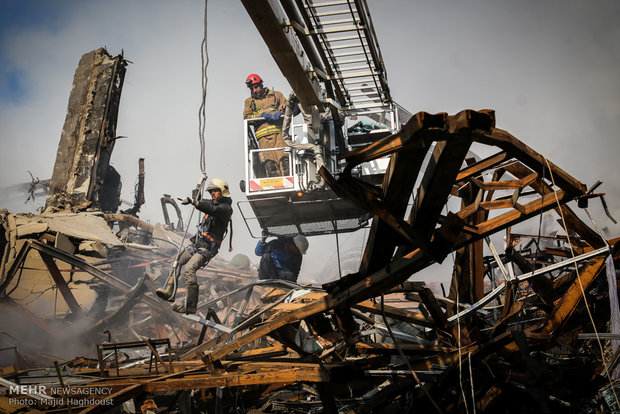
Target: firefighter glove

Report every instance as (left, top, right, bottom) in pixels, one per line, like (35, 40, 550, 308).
(262, 112, 282, 122)
(180, 197, 192, 205)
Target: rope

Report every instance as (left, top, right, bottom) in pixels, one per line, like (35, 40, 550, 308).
(198, 0, 209, 174)
(542, 156, 620, 409)
(456, 266, 470, 414)
(468, 351, 476, 413)
(334, 220, 342, 278)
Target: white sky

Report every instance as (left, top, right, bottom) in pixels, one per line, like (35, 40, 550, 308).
(1, 0, 619, 285)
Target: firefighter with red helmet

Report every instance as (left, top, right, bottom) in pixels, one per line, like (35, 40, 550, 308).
(243, 74, 289, 177)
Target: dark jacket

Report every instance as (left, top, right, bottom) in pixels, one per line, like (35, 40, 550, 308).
(193, 196, 232, 250)
(255, 237, 302, 282)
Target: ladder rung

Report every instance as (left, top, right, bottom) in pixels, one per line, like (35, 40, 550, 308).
(333, 57, 371, 65)
(345, 102, 391, 110)
(319, 34, 365, 42)
(332, 50, 366, 58)
(348, 91, 380, 97)
(315, 18, 362, 26)
(346, 108, 392, 117)
(325, 42, 367, 50)
(349, 97, 383, 104)
(342, 81, 384, 88)
(309, 24, 364, 35)
(305, 0, 354, 8)
(334, 64, 375, 72)
(332, 70, 376, 79)
(313, 8, 357, 17)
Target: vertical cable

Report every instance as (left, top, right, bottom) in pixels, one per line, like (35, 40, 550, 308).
(198, 0, 209, 174)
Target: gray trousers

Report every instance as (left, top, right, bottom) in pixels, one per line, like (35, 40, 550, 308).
(177, 249, 208, 286)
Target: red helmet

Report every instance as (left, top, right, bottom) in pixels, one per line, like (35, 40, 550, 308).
(245, 73, 262, 88)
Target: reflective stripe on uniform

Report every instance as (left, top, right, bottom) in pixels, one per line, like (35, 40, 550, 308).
(255, 124, 282, 138)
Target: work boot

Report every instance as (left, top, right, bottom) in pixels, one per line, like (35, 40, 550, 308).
(172, 285, 199, 315)
(155, 273, 177, 302)
(264, 160, 279, 177)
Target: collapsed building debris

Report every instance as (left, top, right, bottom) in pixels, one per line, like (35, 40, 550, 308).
(45, 48, 127, 213)
(1, 102, 618, 413)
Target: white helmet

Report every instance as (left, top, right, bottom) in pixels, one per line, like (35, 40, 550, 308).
(206, 178, 230, 196)
(293, 234, 309, 255)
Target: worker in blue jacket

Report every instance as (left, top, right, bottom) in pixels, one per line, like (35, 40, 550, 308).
(255, 233, 308, 282)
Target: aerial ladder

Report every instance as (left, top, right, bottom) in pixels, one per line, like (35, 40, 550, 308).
(238, 0, 412, 237)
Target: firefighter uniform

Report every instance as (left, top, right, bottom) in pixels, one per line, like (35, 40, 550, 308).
(243, 88, 289, 177)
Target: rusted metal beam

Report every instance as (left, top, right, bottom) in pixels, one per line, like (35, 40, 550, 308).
(142, 366, 330, 391)
(203, 297, 331, 364)
(455, 151, 509, 182)
(410, 134, 473, 239)
(446, 246, 610, 324)
(360, 147, 429, 276)
(38, 250, 85, 317)
(475, 128, 585, 196)
(353, 300, 433, 327)
(85, 275, 148, 335)
(539, 254, 609, 335)
(503, 162, 604, 248)
(322, 172, 431, 254)
(0, 241, 30, 294)
(339, 111, 448, 170)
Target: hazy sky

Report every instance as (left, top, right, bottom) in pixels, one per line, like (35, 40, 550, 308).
(1, 0, 619, 284)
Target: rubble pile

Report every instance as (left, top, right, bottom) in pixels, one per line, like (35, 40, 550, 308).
(0, 48, 618, 413)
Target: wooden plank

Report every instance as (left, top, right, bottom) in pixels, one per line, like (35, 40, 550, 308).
(354, 300, 433, 327)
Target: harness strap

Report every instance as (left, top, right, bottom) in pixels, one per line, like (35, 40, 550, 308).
(203, 232, 222, 245)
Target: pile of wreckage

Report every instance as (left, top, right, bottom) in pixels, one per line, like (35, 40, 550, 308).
(1, 48, 619, 413)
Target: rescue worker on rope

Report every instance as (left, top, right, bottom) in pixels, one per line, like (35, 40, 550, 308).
(243, 74, 289, 177)
(156, 178, 233, 314)
(255, 232, 308, 283)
